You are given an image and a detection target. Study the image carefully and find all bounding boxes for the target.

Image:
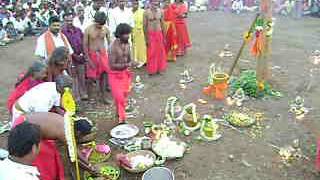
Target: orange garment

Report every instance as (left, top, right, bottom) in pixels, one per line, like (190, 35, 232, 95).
(174, 3, 191, 56)
(203, 82, 228, 100)
(163, 4, 178, 61)
(44, 31, 69, 58)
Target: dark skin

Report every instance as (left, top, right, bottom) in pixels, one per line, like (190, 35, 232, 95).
(49, 21, 61, 35)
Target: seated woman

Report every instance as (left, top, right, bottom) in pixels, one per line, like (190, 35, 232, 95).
(11, 112, 98, 180)
(11, 75, 72, 124)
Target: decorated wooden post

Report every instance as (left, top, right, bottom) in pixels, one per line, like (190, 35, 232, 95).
(254, 0, 274, 90)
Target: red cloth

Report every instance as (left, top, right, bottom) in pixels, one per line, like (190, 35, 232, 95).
(146, 31, 167, 74)
(211, 0, 221, 9)
(164, 4, 178, 61)
(86, 49, 110, 79)
(7, 77, 43, 113)
(108, 69, 132, 122)
(12, 116, 65, 180)
(174, 3, 191, 56)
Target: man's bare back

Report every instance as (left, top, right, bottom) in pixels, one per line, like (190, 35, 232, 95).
(84, 24, 109, 51)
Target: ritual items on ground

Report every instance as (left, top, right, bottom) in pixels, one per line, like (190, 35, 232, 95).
(152, 136, 187, 159)
(224, 111, 256, 127)
(310, 50, 320, 65)
(118, 150, 156, 173)
(85, 165, 120, 180)
(0, 148, 8, 160)
(81, 142, 111, 163)
(142, 167, 174, 180)
(289, 96, 309, 120)
(134, 75, 144, 94)
(0, 121, 10, 135)
(110, 124, 139, 139)
(180, 103, 201, 133)
(203, 63, 229, 100)
(179, 66, 194, 84)
(229, 70, 281, 98)
(226, 88, 246, 106)
(125, 98, 139, 119)
(165, 96, 182, 122)
(199, 115, 222, 141)
(219, 44, 233, 58)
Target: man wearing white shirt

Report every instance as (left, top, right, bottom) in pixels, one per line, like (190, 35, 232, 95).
(83, 0, 110, 30)
(108, 0, 134, 38)
(0, 122, 41, 180)
(34, 16, 73, 61)
(11, 76, 72, 124)
(73, 6, 86, 32)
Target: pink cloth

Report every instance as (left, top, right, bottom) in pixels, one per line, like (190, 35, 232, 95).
(108, 69, 132, 122)
(146, 31, 167, 74)
(12, 116, 65, 180)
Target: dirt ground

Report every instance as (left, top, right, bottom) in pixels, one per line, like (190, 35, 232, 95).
(1, 11, 320, 180)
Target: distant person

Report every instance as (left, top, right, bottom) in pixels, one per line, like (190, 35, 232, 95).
(62, 12, 88, 104)
(144, 0, 167, 75)
(73, 6, 86, 32)
(109, 23, 133, 124)
(0, 122, 41, 180)
(34, 16, 73, 61)
(84, 12, 111, 104)
(163, 0, 178, 61)
(132, 0, 147, 67)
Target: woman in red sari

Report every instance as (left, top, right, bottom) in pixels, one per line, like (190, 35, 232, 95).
(174, 0, 191, 56)
(7, 61, 47, 114)
(163, 0, 178, 61)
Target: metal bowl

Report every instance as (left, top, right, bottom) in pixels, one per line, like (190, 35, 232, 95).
(142, 167, 174, 180)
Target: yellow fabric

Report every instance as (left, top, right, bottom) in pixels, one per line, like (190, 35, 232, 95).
(132, 9, 147, 64)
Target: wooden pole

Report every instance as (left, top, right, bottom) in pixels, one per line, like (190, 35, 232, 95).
(256, 0, 273, 85)
(228, 14, 259, 76)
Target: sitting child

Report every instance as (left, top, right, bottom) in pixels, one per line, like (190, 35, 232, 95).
(4, 21, 24, 43)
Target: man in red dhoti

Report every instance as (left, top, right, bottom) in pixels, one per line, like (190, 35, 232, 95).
(163, 0, 178, 61)
(174, 0, 192, 56)
(144, 0, 167, 75)
(109, 23, 133, 123)
(84, 11, 111, 104)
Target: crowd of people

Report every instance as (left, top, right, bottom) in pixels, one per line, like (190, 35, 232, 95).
(0, 0, 192, 179)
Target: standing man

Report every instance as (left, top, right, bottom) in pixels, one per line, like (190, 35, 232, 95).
(84, 12, 110, 104)
(0, 122, 41, 180)
(109, 0, 134, 39)
(109, 23, 133, 124)
(62, 12, 88, 104)
(73, 6, 86, 32)
(34, 16, 73, 61)
(83, 0, 109, 29)
(144, 0, 167, 75)
(132, 0, 147, 67)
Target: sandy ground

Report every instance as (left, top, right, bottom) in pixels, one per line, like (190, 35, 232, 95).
(1, 11, 320, 180)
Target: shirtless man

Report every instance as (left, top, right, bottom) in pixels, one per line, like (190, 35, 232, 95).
(143, 0, 167, 75)
(84, 11, 111, 104)
(12, 112, 98, 179)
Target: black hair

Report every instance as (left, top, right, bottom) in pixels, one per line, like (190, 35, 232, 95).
(115, 23, 132, 38)
(8, 121, 40, 158)
(94, 11, 107, 25)
(63, 9, 74, 19)
(48, 47, 69, 66)
(75, 119, 93, 135)
(15, 61, 47, 87)
(55, 74, 73, 90)
(48, 15, 60, 25)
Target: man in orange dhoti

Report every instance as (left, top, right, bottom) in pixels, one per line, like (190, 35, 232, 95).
(84, 12, 111, 104)
(163, 0, 178, 61)
(174, 0, 192, 56)
(144, 0, 167, 75)
(109, 23, 133, 123)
